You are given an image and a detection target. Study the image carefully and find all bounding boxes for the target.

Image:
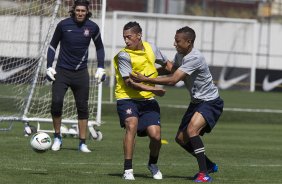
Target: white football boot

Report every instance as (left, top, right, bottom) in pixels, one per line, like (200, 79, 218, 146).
(123, 169, 135, 180)
(79, 143, 91, 153)
(51, 137, 62, 151)
(148, 164, 163, 180)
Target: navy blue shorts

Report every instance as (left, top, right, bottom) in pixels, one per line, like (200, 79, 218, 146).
(179, 97, 224, 136)
(116, 99, 161, 137)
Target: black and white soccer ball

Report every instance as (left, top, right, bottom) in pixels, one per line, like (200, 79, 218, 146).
(30, 132, 52, 153)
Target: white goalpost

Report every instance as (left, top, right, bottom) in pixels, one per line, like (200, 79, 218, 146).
(0, 0, 106, 140)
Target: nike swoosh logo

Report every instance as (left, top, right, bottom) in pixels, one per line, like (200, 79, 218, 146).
(144, 72, 155, 77)
(0, 64, 29, 80)
(36, 137, 41, 144)
(218, 67, 249, 89)
(262, 75, 282, 91)
(67, 30, 72, 32)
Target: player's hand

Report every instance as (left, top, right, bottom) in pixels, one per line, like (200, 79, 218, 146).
(46, 67, 56, 81)
(95, 67, 106, 83)
(165, 61, 174, 72)
(130, 72, 148, 82)
(152, 87, 166, 97)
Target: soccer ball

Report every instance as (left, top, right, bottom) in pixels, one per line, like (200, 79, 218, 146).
(30, 132, 52, 153)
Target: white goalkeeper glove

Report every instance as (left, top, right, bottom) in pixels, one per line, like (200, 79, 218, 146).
(95, 67, 106, 83)
(46, 67, 57, 81)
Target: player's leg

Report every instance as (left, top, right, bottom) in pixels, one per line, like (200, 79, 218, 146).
(50, 68, 69, 151)
(123, 116, 138, 180)
(188, 97, 223, 182)
(176, 127, 217, 174)
(175, 103, 212, 182)
(116, 99, 139, 180)
(187, 112, 210, 178)
(71, 68, 90, 152)
(146, 125, 163, 180)
(147, 125, 161, 161)
(139, 99, 162, 180)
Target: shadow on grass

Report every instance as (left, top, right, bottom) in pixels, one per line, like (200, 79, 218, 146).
(108, 173, 193, 180)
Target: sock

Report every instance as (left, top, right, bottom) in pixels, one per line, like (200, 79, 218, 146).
(148, 155, 159, 166)
(205, 156, 215, 169)
(190, 135, 207, 173)
(181, 142, 214, 169)
(124, 159, 132, 170)
(79, 138, 86, 146)
(181, 142, 196, 156)
(54, 133, 61, 139)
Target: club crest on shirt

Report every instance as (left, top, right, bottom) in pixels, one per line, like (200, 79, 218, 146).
(84, 28, 90, 37)
(126, 108, 132, 115)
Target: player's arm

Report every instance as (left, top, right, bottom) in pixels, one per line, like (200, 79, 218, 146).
(46, 23, 62, 81)
(157, 60, 175, 75)
(131, 69, 186, 86)
(47, 23, 62, 68)
(152, 43, 175, 75)
(124, 77, 165, 97)
(92, 26, 106, 83)
(92, 26, 105, 68)
(118, 52, 166, 97)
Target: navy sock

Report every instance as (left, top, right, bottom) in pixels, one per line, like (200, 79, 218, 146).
(181, 142, 195, 156)
(54, 133, 61, 139)
(148, 155, 159, 165)
(190, 136, 207, 173)
(124, 159, 132, 170)
(79, 138, 86, 146)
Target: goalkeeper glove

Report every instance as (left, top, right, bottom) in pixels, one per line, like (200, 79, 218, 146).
(46, 67, 56, 81)
(95, 67, 106, 83)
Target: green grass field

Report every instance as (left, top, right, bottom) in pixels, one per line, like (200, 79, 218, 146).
(1, 88, 282, 184)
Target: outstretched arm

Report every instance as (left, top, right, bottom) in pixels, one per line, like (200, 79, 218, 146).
(123, 77, 166, 97)
(130, 69, 186, 86)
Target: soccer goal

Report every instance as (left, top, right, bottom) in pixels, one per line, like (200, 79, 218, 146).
(0, 0, 106, 140)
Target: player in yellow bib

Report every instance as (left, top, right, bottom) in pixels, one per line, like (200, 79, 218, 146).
(113, 21, 169, 180)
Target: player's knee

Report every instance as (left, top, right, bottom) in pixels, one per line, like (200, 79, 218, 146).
(76, 101, 89, 119)
(77, 110, 89, 119)
(187, 124, 200, 137)
(175, 136, 183, 145)
(150, 134, 161, 142)
(51, 100, 63, 117)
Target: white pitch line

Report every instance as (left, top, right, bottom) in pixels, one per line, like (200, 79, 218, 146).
(60, 162, 282, 167)
(162, 104, 282, 113)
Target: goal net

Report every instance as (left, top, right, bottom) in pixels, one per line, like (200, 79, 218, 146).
(0, 0, 106, 135)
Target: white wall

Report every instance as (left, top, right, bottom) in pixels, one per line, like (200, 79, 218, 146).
(1, 14, 282, 70)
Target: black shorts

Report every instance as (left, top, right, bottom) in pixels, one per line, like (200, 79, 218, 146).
(179, 97, 224, 135)
(51, 67, 89, 119)
(116, 99, 161, 137)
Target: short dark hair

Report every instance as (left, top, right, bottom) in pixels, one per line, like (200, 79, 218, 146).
(123, 21, 142, 34)
(176, 26, 196, 43)
(69, 0, 92, 19)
